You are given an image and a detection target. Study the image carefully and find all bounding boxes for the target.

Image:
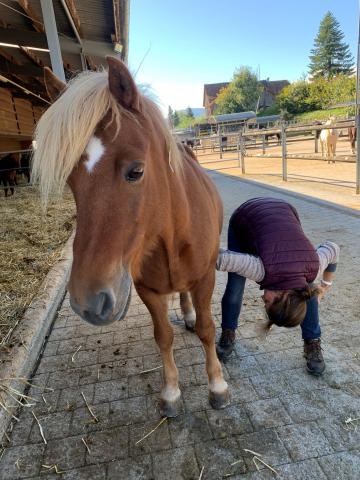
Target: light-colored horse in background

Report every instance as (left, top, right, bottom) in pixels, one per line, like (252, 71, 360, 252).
(320, 117, 338, 164)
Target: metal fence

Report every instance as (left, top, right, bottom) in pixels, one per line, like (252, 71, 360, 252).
(192, 119, 359, 194)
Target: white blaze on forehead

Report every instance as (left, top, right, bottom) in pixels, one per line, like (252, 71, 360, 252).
(84, 136, 105, 173)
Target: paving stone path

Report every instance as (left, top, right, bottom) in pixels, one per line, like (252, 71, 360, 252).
(1, 171, 360, 479)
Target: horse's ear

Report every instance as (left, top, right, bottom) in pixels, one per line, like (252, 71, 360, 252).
(44, 67, 66, 102)
(106, 56, 140, 110)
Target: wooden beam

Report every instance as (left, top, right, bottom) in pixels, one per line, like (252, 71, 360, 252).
(0, 46, 21, 65)
(62, 0, 96, 70)
(19, 47, 44, 67)
(0, 48, 44, 95)
(64, 0, 83, 36)
(0, 57, 43, 77)
(0, 27, 48, 49)
(17, 0, 44, 33)
(0, 28, 115, 57)
(112, 0, 121, 43)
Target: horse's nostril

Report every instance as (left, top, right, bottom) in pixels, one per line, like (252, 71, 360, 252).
(95, 289, 114, 320)
(95, 292, 106, 316)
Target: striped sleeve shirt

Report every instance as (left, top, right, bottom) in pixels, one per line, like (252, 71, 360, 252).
(216, 241, 340, 283)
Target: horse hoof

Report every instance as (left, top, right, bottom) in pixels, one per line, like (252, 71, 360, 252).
(209, 388, 230, 410)
(184, 311, 196, 331)
(159, 397, 182, 418)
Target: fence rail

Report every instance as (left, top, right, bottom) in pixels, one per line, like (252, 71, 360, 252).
(190, 119, 359, 193)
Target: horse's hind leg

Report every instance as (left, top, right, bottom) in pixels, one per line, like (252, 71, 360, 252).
(332, 143, 336, 163)
(180, 292, 196, 331)
(136, 285, 181, 417)
(191, 269, 229, 410)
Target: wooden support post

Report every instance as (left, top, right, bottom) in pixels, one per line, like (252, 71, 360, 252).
(240, 132, 245, 174)
(356, 6, 360, 194)
(262, 134, 266, 154)
(281, 124, 287, 181)
(219, 131, 223, 159)
(314, 131, 318, 153)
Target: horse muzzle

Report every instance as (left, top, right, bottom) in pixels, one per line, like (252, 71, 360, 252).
(70, 270, 132, 326)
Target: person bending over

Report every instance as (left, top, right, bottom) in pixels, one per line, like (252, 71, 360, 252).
(216, 197, 339, 376)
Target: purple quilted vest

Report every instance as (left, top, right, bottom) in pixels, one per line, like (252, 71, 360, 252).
(230, 198, 319, 290)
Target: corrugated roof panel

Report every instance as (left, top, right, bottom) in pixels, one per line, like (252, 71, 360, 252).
(214, 112, 257, 123)
(76, 0, 115, 42)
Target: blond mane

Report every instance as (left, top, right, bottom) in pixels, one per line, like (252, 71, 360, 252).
(32, 69, 182, 208)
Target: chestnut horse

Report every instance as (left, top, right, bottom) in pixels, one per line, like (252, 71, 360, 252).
(349, 126, 356, 154)
(32, 57, 229, 416)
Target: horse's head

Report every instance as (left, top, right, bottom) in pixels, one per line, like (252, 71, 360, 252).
(33, 58, 178, 326)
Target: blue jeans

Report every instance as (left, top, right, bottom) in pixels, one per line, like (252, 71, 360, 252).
(221, 224, 321, 340)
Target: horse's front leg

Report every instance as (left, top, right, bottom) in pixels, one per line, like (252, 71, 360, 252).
(191, 269, 230, 409)
(136, 285, 181, 417)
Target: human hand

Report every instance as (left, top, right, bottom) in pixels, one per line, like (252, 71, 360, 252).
(317, 282, 331, 302)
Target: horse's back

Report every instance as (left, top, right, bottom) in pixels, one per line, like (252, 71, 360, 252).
(181, 145, 222, 229)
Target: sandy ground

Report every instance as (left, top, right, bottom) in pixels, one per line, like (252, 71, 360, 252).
(196, 136, 360, 211)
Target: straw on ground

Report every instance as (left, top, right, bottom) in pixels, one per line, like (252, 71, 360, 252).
(135, 417, 167, 445)
(81, 391, 98, 423)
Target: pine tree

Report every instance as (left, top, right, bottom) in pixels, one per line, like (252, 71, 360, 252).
(168, 106, 174, 128)
(186, 107, 194, 118)
(309, 12, 354, 79)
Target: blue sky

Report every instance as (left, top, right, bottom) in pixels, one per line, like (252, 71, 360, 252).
(128, 0, 358, 113)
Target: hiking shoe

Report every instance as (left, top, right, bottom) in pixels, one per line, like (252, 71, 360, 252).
(216, 329, 236, 362)
(304, 339, 326, 376)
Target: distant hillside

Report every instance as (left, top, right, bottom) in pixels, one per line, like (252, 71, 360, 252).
(178, 107, 205, 118)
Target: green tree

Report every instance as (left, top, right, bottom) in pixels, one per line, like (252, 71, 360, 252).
(277, 75, 356, 114)
(186, 107, 194, 118)
(173, 110, 180, 127)
(309, 12, 354, 79)
(168, 106, 174, 128)
(277, 81, 317, 114)
(215, 67, 263, 114)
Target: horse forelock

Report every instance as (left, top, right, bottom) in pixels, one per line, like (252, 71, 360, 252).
(32, 69, 181, 209)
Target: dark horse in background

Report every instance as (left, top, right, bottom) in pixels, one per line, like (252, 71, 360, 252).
(0, 153, 21, 197)
(20, 151, 31, 183)
(349, 127, 357, 154)
(259, 124, 281, 145)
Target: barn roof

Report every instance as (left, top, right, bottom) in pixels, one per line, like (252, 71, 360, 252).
(250, 115, 281, 124)
(203, 82, 229, 104)
(260, 79, 289, 96)
(0, 0, 129, 104)
(213, 111, 256, 123)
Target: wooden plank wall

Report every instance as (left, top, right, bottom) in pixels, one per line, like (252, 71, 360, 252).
(0, 87, 45, 138)
(0, 88, 18, 134)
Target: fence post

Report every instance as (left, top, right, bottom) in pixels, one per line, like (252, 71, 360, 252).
(281, 123, 287, 181)
(357, 114, 360, 194)
(219, 132, 223, 160)
(240, 131, 246, 174)
(314, 130, 318, 153)
(262, 134, 266, 155)
(237, 133, 241, 168)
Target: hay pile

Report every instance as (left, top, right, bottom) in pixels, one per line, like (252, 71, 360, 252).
(0, 184, 75, 348)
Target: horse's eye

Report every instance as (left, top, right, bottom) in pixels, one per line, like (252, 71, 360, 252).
(126, 165, 144, 183)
